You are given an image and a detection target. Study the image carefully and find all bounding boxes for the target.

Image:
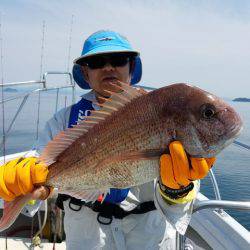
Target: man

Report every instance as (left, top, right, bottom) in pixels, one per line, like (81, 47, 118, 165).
(0, 30, 215, 249)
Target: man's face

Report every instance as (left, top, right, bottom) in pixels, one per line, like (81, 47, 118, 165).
(82, 53, 132, 97)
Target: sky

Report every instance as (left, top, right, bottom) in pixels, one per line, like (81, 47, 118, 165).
(1, 0, 250, 98)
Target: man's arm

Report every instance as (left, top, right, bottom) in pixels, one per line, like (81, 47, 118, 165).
(155, 141, 215, 235)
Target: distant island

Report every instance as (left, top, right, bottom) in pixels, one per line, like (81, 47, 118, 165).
(233, 98, 250, 102)
(3, 87, 18, 93)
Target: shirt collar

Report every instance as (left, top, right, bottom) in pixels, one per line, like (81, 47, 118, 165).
(82, 90, 100, 110)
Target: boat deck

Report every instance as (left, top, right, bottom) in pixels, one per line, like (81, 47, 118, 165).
(0, 237, 66, 249)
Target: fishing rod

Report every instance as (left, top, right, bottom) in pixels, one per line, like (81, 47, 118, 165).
(0, 13, 6, 163)
(66, 14, 74, 73)
(233, 140, 250, 151)
(35, 20, 46, 142)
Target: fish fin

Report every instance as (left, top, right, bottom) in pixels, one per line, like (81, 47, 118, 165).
(39, 82, 145, 166)
(60, 189, 108, 202)
(108, 81, 145, 100)
(0, 194, 32, 232)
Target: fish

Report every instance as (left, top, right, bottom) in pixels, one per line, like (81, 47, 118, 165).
(0, 82, 243, 231)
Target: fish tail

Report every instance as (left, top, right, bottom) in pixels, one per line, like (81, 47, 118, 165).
(0, 194, 32, 232)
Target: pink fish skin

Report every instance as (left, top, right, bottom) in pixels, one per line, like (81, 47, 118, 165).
(45, 83, 242, 192)
(0, 83, 243, 232)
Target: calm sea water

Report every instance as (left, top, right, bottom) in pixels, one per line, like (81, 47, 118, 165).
(0, 89, 250, 230)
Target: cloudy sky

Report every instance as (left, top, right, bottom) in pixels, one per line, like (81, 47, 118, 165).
(1, 0, 250, 98)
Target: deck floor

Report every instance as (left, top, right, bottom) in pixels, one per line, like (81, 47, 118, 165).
(0, 237, 65, 249)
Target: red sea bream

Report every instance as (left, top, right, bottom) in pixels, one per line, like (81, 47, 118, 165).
(0, 82, 243, 231)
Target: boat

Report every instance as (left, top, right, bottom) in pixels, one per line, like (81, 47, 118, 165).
(0, 72, 250, 249)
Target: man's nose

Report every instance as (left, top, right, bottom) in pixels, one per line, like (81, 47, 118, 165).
(102, 62, 115, 71)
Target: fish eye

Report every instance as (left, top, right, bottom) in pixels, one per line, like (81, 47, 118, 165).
(200, 104, 216, 119)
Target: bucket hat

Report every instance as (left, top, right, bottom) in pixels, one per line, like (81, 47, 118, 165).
(72, 30, 142, 89)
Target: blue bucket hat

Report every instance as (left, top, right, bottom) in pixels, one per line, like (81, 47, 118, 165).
(73, 30, 142, 89)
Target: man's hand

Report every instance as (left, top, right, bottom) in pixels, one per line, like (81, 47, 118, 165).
(0, 157, 50, 201)
(159, 141, 216, 201)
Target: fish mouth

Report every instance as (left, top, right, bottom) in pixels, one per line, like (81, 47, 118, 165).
(191, 120, 243, 158)
(227, 124, 243, 139)
(218, 107, 243, 138)
(203, 125, 243, 158)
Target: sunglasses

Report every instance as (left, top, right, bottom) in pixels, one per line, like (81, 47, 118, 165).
(82, 54, 132, 69)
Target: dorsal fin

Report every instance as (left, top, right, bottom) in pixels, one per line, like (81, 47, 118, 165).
(39, 82, 146, 166)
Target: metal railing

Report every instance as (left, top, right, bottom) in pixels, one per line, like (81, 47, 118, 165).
(193, 168, 250, 214)
(0, 71, 75, 150)
(193, 200, 250, 213)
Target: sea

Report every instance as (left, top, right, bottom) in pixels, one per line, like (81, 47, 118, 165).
(0, 87, 250, 231)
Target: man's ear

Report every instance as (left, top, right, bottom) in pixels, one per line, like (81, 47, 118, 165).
(81, 66, 90, 83)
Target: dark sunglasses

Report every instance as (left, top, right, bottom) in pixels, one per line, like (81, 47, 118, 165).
(82, 54, 132, 69)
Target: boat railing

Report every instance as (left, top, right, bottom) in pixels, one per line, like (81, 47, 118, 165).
(0, 71, 75, 103)
(193, 199, 250, 213)
(196, 168, 250, 215)
(0, 71, 76, 150)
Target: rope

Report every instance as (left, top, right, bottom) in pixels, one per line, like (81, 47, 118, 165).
(30, 200, 48, 248)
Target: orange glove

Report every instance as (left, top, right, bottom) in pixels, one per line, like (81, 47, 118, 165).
(159, 141, 216, 200)
(0, 157, 49, 201)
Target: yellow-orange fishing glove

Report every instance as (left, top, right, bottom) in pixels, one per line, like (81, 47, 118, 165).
(159, 141, 216, 204)
(0, 157, 49, 201)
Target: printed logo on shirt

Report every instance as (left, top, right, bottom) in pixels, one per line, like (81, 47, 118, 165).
(77, 109, 91, 124)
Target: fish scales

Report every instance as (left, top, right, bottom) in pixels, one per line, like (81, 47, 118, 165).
(44, 83, 242, 193)
(46, 90, 171, 190)
(0, 83, 243, 233)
